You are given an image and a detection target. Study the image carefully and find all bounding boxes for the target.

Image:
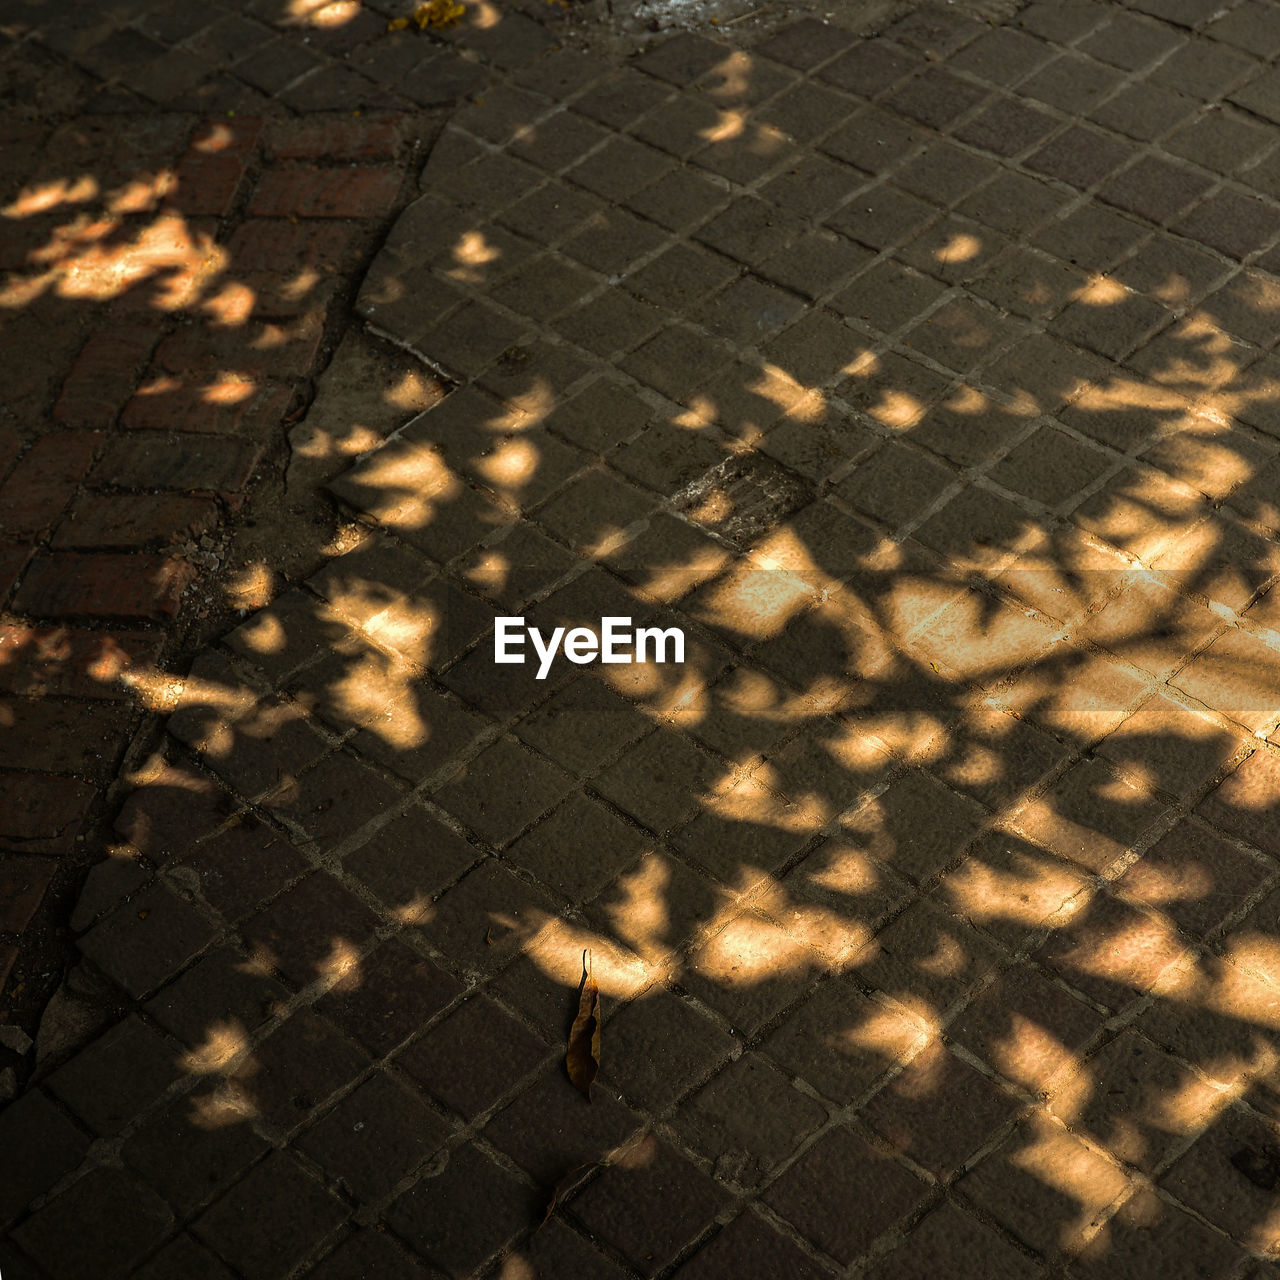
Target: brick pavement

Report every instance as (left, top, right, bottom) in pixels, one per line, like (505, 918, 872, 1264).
(12, 0, 1280, 1276)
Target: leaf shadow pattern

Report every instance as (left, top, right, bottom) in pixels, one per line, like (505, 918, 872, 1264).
(13, 4, 1280, 1279)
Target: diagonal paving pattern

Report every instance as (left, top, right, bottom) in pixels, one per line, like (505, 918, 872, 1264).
(12, 0, 1280, 1276)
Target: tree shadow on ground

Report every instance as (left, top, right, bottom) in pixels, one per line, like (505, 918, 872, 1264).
(10, 7, 1280, 1278)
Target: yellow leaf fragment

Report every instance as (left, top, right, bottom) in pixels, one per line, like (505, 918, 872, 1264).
(413, 0, 465, 27)
(566, 950, 601, 1099)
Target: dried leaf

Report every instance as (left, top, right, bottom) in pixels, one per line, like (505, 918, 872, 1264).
(412, 0, 466, 28)
(387, 15, 410, 28)
(536, 1160, 603, 1231)
(566, 950, 600, 1099)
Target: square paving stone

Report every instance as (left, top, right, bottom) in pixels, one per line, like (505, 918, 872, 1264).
(862, 893, 1006, 1013)
(241, 873, 380, 989)
(263, 751, 407, 851)
(569, 1134, 729, 1277)
(1197, 747, 1280, 858)
(296, 1071, 452, 1202)
(47, 1014, 181, 1136)
(434, 737, 574, 847)
(593, 728, 725, 834)
(673, 1209, 832, 1280)
(763, 1124, 930, 1266)
(486, 1067, 644, 1183)
(1119, 815, 1269, 941)
(0, 1088, 92, 1221)
(77, 881, 217, 999)
(599, 986, 736, 1113)
(343, 808, 478, 921)
(387, 1141, 535, 1275)
(180, 817, 308, 923)
(144, 947, 290, 1047)
(397, 993, 549, 1119)
(1035, 890, 1189, 1014)
(193, 1150, 345, 1279)
(859, 1040, 1019, 1177)
(1011, 756, 1168, 876)
(677, 1054, 827, 1186)
(506, 792, 649, 902)
(947, 960, 1101, 1097)
(514, 675, 652, 778)
(12, 1167, 168, 1279)
(316, 938, 463, 1056)
(418, 859, 559, 973)
(122, 1094, 271, 1216)
(237, 1009, 370, 1131)
(304, 1229, 445, 1280)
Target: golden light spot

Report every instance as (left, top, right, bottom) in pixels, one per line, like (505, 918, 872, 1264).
(524, 919, 656, 996)
(117, 667, 186, 712)
(3, 176, 98, 218)
(317, 938, 362, 985)
(1075, 275, 1129, 306)
(447, 229, 501, 283)
(870, 389, 924, 429)
(189, 1082, 257, 1128)
(181, 1021, 250, 1074)
(204, 374, 256, 405)
(693, 911, 813, 986)
(226, 562, 275, 611)
(934, 232, 981, 264)
(287, 0, 362, 23)
(203, 281, 256, 327)
(603, 853, 671, 961)
(702, 109, 747, 144)
(474, 436, 538, 489)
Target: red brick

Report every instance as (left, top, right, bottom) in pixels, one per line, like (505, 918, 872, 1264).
(165, 116, 262, 217)
(0, 425, 22, 483)
(0, 696, 129, 779)
(154, 311, 327, 379)
(52, 493, 220, 550)
(0, 624, 161, 699)
(264, 116, 404, 162)
(13, 552, 197, 621)
(121, 376, 294, 435)
(0, 854, 55, 932)
(224, 219, 364, 273)
(0, 541, 32, 600)
(0, 770, 97, 853)
(0, 432, 102, 536)
(93, 433, 263, 494)
(248, 166, 402, 219)
(53, 324, 163, 427)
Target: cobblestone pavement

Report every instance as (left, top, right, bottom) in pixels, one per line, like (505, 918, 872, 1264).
(11, 0, 1280, 1275)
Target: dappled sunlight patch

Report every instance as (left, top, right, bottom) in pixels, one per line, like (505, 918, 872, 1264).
(445, 228, 503, 285)
(523, 918, 657, 997)
(286, 0, 363, 24)
(188, 1082, 258, 1128)
(691, 908, 816, 988)
(117, 665, 187, 713)
(473, 435, 540, 493)
(940, 839, 1089, 934)
(599, 852, 673, 963)
(181, 1020, 251, 1075)
(838, 998, 935, 1064)
(3, 175, 99, 218)
(1074, 275, 1129, 307)
(690, 566, 814, 641)
(934, 232, 982, 265)
(226, 562, 276, 612)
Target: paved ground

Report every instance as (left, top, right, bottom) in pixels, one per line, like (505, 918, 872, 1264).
(9, 0, 1280, 1275)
